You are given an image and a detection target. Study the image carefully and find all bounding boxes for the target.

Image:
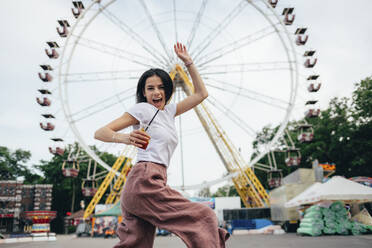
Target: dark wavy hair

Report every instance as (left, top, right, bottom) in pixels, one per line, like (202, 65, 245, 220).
(136, 68, 174, 104)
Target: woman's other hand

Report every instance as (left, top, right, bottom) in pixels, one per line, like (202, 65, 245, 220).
(174, 42, 192, 64)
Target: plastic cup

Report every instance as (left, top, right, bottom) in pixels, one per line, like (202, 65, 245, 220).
(139, 124, 150, 150)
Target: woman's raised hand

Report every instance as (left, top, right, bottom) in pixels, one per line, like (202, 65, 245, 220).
(174, 42, 192, 64)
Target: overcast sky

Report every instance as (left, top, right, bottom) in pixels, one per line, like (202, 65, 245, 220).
(0, 0, 371, 192)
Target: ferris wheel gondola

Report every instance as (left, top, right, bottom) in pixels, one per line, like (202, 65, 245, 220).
(40, 122, 55, 131)
(267, 169, 282, 189)
(45, 41, 60, 59)
(297, 124, 314, 143)
(49, 138, 65, 156)
(72, 1, 85, 19)
(82, 159, 98, 197)
(62, 146, 81, 178)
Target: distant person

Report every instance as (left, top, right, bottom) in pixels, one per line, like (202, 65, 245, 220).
(95, 42, 230, 247)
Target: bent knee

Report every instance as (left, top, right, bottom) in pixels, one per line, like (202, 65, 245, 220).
(197, 204, 217, 221)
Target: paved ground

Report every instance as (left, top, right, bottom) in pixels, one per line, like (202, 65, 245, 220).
(2, 233, 372, 248)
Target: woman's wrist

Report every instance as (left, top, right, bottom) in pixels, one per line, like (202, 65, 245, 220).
(121, 133, 131, 145)
(184, 60, 193, 67)
(112, 132, 130, 144)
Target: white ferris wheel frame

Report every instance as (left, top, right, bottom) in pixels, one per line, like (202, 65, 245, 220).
(57, 0, 299, 189)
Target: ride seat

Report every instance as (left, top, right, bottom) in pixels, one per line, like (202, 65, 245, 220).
(40, 122, 55, 131)
(38, 72, 53, 82)
(285, 156, 301, 166)
(297, 133, 314, 143)
(36, 97, 51, 106)
(49, 147, 65, 156)
(57, 20, 70, 38)
(72, 1, 85, 19)
(63, 168, 79, 178)
(82, 188, 98, 197)
(296, 35, 308, 46)
(56, 147, 65, 156)
(45, 48, 59, 59)
(284, 14, 295, 25)
(304, 58, 317, 68)
(305, 109, 320, 118)
(282, 8, 295, 25)
(308, 83, 321, 92)
(268, 0, 278, 8)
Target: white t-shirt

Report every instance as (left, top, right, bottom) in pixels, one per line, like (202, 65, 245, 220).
(127, 102, 178, 167)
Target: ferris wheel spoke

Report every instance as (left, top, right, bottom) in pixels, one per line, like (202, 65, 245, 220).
(72, 94, 135, 123)
(195, 23, 279, 66)
(199, 61, 292, 75)
(69, 87, 136, 123)
(176, 88, 185, 189)
(206, 96, 256, 138)
(253, 163, 271, 172)
(138, 0, 174, 64)
(190, 0, 249, 62)
(204, 78, 288, 110)
(63, 69, 143, 83)
(173, 0, 178, 44)
(186, 0, 208, 50)
(97, 4, 170, 67)
(73, 35, 163, 68)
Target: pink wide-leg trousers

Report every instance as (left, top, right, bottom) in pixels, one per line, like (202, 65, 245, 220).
(114, 162, 230, 248)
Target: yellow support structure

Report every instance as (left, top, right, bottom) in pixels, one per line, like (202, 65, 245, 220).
(83, 146, 134, 219)
(171, 65, 270, 207)
(105, 158, 133, 204)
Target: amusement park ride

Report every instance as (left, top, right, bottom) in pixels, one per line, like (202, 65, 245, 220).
(36, 0, 327, 218)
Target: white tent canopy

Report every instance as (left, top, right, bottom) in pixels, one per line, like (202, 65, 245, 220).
(285, 176, 372, 208)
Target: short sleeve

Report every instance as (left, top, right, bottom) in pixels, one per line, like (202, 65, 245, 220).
(127, 103, 147, 124)
(166, 103, 177, 117)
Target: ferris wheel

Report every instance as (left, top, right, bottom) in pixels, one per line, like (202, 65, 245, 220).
(36, 0, 321, 207)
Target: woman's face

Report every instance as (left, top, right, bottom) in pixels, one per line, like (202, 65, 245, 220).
(143, 75, 166, 110)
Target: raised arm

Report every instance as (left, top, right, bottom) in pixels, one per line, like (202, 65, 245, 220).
(174, 42, 208, 116)
(94, 112, 150, 148)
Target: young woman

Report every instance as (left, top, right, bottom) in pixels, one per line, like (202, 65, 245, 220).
(94, 42, 230, 248)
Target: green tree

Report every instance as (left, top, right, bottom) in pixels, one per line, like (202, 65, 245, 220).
(198, 183, 211, 197)
(251, 77, 372, 186)
(0, 146, 41, 183)
(352, 77, 372, 123)
(212, 185, 238, 197)
(348, 77, 372, 176)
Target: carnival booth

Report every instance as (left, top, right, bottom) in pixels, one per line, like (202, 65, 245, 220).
(285, 176, 372, 236)
(92, 202, 121, 237)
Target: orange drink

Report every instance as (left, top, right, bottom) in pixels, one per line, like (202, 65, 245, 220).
(140, 127, 150, 150)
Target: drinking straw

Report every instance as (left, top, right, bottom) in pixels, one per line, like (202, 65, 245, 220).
(145, 109, 160, 131)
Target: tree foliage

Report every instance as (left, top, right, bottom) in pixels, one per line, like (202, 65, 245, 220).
(352, 77, 372, 123)
(0, 146, 41, 183)
(250, 76, 372, 188)
(212, 185, 238, 197)
(198, 185, 211, 197)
